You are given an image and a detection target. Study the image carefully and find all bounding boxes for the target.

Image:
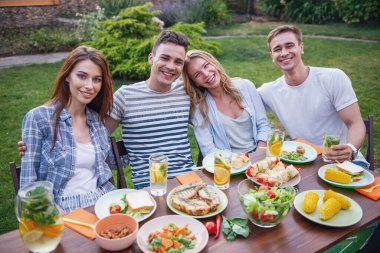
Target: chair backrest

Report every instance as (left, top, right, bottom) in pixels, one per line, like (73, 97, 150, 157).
(110, 137, 128, 189)
(10, 162, 21, 194)
(363, 115, 374, 170)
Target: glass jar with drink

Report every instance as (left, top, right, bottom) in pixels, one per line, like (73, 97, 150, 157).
(322, 134, 340, 162)
(267, 130, 284, 157)
(149, 154, 168, 196)
(214, 150, 232, 190)
(16, 181, 63, 253)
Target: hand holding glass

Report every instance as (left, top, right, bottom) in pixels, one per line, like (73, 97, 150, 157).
(322, 134, 340, 162)
(149, 154, 168, 196)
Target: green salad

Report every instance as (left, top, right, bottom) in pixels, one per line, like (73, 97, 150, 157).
(280, 151, 307, 161)
(241, 186, 295, 224)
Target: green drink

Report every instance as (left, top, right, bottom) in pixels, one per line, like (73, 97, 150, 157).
(322, 134, 340, 162)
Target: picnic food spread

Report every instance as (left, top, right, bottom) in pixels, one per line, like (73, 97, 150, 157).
(324, 161, 364, 184)
(170, 182, 221, 216)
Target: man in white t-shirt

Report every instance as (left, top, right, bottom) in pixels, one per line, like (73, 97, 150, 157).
(258, 25, 368, 166)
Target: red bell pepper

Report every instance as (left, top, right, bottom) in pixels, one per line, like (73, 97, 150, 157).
(215, 215, 222, 239)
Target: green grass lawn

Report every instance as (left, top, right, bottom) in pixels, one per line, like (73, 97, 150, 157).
(0, 24, 379, 239)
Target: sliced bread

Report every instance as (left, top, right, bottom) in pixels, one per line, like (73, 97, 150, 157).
(125, 191, 154, 211)
(336, 161, 364, 176)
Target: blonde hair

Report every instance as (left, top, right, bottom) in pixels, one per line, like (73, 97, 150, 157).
(183, 50, 242, 126)
(267, 25, 303, 51)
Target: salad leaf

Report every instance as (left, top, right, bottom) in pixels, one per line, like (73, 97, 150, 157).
(222, 216, 250, 240)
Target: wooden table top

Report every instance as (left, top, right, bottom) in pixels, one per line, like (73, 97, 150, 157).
(1, 152, 379, 253)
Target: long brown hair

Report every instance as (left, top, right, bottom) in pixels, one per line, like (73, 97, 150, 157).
(182, 50, 242, 126)
(47, 46, 113, 147)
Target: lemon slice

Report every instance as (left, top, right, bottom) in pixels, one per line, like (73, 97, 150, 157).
(23, 230, 43, 244)
(214, 167, 230, 185)
(269, 140, 282, 156)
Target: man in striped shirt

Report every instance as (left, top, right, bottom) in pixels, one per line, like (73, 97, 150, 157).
(106, 31, 195, 189)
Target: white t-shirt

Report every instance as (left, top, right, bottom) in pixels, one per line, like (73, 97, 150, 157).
(63, 142, 97, 195)
(258, 67, 357, 146)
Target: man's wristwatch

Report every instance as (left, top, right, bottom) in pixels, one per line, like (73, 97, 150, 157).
(346, 143, 359, 160)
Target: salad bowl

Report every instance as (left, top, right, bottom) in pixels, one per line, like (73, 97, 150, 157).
(238, 179, 297, 228)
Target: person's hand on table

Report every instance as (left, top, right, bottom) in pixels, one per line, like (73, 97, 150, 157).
(18, 140, 26, 157)
(325, 144, 352, 162)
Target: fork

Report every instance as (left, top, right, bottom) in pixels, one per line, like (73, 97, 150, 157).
(361, 183, 380, 193)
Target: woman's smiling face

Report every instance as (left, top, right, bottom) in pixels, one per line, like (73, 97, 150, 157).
(187, 57, 221, 90)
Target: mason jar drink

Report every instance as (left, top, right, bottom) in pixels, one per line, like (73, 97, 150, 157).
(214, 150, 232, 190)
(149, 154, 168, 196)
(16, 181, 63, 253)
(322, 134, 340, 162)
(267, 130, 284, 157)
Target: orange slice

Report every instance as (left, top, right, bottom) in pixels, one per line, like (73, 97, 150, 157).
(214, 166, 230, 186)
(269, 141, 282, 156)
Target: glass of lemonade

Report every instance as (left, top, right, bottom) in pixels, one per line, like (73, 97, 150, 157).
(267, 130, 284, 157)
(322, 134, 340, 162)
(149, 154, 168, 196)
(214, 150, 232, 190)
(16, 181, 63, 253)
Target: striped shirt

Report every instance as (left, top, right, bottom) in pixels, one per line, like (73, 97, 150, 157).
(21, 103, 115, 212)
(111, 80, 194, 189)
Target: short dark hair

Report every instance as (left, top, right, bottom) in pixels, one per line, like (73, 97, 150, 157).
(152, 30, 189, 55)
(267, 25, 303, 51)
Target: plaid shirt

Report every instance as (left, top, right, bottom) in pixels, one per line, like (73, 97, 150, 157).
(21, 103, 115, 212)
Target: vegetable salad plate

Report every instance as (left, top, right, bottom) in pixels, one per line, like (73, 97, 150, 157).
(166, 186, 228, 219)
(294, 190, 362, 227)
(318, 164, 374, 189)
(280, 141, 318, 164)
(94, 189, 157, 221)
(137, 215, 208, 253)
(202, 152, 250, 175)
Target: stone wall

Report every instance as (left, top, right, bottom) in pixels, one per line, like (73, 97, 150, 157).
(0, 0, 101, 29)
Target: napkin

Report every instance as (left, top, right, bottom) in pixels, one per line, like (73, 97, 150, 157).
(176, 172, 204, 185)
(64, 208, 99, 240)
(355, 177, 380, 201)
(294, 138, 323, 155)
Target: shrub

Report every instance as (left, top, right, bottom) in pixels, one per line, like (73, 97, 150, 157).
(257, 0, 285, 19)
(333, 0, 380, 24)
(86, 3, 221, 79)
(100, 0, 146, 17)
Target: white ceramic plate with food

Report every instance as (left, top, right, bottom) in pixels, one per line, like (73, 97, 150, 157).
(202, 152, 250, 175)
(94, 189, 157, 221)
(318, 164, 374, 189)
(137, 215, 208, 253)
(166, 185, 228, 219)
(249, 172, 301, 187)
(280, 141, 318, 164)
(294, 190, 362, 227)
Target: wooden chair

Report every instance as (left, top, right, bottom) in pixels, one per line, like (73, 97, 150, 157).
(363, 115, 374, 170)
(110, 137, 128, 189)
(9, 162, 21, 194)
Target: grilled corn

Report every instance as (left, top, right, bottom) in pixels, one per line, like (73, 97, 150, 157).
(318, 198, 342, 221)
(323, 190, 351, 210)
(302, 192, 319, 214)
(324, 168, 351, 184)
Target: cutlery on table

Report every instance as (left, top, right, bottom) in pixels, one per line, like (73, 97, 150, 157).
(361, 183, 380, 193)
(63, 217, 95, 230)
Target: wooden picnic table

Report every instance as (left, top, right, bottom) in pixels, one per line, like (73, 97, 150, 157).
(1, 151, 379, 253)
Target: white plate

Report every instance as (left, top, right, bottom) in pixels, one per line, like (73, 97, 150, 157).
(318, 164, 374, 189)
(137, 215, 209, 253)
(166, 185, 228, 218)
(249, 173, 301, 187)
(294, 190, 362, 227)
(280, 141, 318, 164)
(202, 152, 249, 175)
(94, 189, 157, 221)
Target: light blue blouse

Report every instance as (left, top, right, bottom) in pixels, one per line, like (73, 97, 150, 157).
(191, 78, 271, 157)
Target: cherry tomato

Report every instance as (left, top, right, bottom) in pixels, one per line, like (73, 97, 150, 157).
(266, 190, 276, 199)
(261, 212, 274, 222)
(205, 221, 217, 235)
(246, 166, 253, 177)
(251, 211, 259, 218)
(109, 204, 122, 214)
(257, 177, 264, 183)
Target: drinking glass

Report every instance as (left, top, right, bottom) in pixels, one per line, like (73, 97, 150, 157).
(322, 134, 340, 162)
(149, 154, 168, 196)
(16, 181, 63, 253)
(267, 130, 284, 157)
(214, 150, 232, 190)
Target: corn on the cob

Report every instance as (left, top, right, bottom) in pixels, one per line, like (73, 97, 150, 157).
(324, 168, 351, 184)
(302, 192, 319, 214)
(323, 190, 351, 210)
(318, 198, 342, 221)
